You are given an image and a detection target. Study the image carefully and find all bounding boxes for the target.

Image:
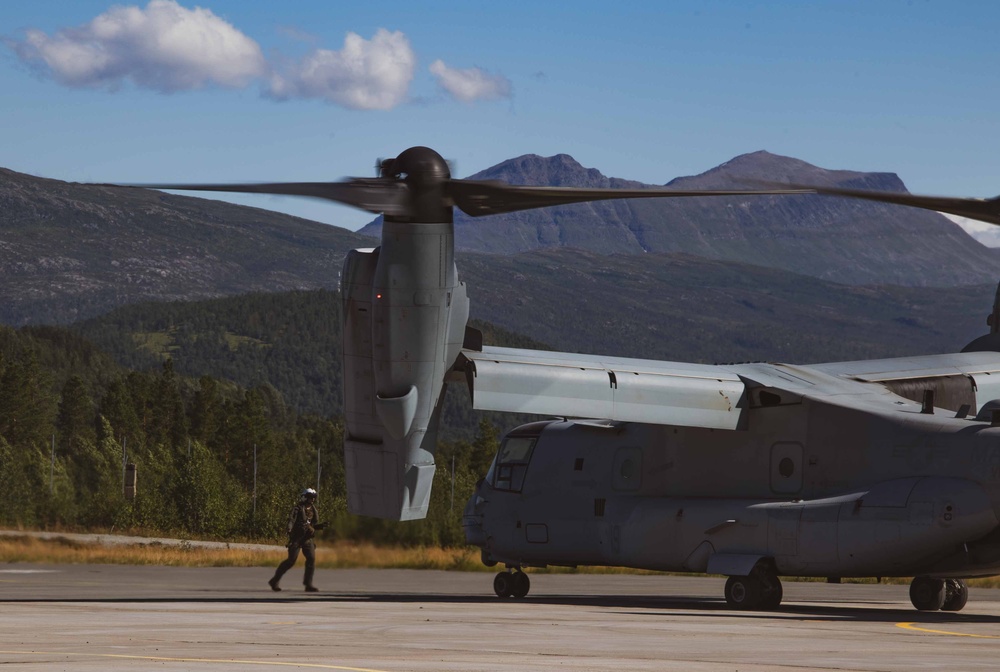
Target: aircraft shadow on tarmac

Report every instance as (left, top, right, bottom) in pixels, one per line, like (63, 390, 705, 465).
(5, 592, 1000, 625)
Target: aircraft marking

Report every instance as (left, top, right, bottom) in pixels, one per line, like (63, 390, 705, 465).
(895, 622, 1000, 639)
(0, 650, 391, 671)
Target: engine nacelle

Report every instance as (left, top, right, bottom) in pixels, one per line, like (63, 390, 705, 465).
(341, 220, 469, 520)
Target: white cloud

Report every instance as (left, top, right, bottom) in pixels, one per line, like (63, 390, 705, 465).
(8, 3, 509, 112)
(266, 29, 415, 111)
(941, 214, 1000, 248)
(9, 0, 266, 92)
(429, 59, 512, 103)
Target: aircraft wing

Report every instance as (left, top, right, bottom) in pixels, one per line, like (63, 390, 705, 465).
(457, 347, 1000, 431)
(456, 346, 747, 430)
(811, 351, 1000, 412)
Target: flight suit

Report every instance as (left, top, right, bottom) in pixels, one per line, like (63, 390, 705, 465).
(269, 500, 321, 590)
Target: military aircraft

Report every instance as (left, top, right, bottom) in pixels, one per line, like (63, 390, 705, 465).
(131, 146, 1000, 612)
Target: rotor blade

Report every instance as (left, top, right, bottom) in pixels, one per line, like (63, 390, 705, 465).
(762, 182, 1000, 226)
(447, 179, 814, 217)
(116, 178, 410, 216)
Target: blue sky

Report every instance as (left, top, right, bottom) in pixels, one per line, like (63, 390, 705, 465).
(2, 0, 999, 232)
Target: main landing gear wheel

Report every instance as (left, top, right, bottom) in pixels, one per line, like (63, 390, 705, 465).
(725, 575, 760, 609)
(909, 577, 946, 611)
(493, 570, 530, 598)
(512, 570, 530, 598)
(725, 571, 783, 610)
(941, 579, 969, 612)
(493, 572, 513, 598)
(760, 576, 783, 610)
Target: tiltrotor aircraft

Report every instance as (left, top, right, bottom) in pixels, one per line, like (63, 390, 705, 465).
(133, 146, 1000, 612)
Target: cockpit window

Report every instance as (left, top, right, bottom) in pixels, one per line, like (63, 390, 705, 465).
(489, 436, 536, 492)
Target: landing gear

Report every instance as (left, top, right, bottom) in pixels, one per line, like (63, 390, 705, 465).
(724, 567, 783, 610)
(512, 570, 530, 598)
(907, 577, 970, 611)
(724, 575, 759, 609)
(493, 572, 513, 597)
(493, 568, 530, 598)
(909, 577, 946, 611)
(941, 579, 969, 612)
(760, 576, 784, 610)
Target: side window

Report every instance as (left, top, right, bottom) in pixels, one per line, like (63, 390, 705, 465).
(612, 446, 642, 491)
(491, 436, 536, 492)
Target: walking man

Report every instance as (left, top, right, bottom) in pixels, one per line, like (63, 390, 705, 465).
(269, 487, 325, 592)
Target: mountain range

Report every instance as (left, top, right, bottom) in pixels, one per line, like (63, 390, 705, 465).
(1, 149, 998, 329)
(360, 150, 1000, 286)
(0, 167, 369, 324)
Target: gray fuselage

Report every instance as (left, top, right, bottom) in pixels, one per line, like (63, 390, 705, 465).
(465, 367, 1000, 579)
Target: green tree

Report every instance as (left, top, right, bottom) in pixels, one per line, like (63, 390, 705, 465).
(175, 440, 249, 536)
(0, 351, 56, 450)
(0, 437, 47, 526)
(57, 375, 96, 453)
(74, 417, 126, 527)
(190, 376, 223, 447)
(98, 374, 145, 450)
(149, 359, 188, 449)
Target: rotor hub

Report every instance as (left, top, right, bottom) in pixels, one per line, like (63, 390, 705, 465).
(379, 146, 453, 223)
(381, 146, 450, 187)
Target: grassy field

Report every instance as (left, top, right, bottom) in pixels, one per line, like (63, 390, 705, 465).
(0, 535, 487, 571)
(3, 534, 1000, 589)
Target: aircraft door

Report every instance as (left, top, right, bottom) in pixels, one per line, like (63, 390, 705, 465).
(770, 442, 803, 495)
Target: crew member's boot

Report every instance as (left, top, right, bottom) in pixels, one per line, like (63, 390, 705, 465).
(304, 564, 317, 592)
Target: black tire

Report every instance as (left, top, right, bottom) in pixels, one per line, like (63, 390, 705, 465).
(493, 572, 514, 598)
(725, 575, 762, 609)
(511, 571, 530, 599)
(941, 579, 969, 612)
(909, 577, 946, 611)
(760, 577, 783, 610)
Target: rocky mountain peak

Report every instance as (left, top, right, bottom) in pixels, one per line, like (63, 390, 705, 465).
(667, 150, 906, 192)
(469, 153, 643, 189)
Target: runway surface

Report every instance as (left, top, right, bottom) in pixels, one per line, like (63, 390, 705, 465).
(2, 564, 1000, 671)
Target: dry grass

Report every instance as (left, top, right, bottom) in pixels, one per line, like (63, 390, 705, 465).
(2, 535, 999, 588)
(0, 535, 488, 571)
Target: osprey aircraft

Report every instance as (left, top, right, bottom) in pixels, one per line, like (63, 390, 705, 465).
(135, 146, 1000, 612)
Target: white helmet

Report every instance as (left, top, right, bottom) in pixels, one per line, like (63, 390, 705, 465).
(300, 488, 317, 500)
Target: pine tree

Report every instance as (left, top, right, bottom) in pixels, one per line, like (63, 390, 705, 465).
(0, 351, 56, 450)
(57, 375, 96, 454)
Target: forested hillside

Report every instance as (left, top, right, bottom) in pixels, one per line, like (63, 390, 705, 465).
(0, 324, 498, 546)
(0, 166, 370, 325)
(74, 290, 547, 438)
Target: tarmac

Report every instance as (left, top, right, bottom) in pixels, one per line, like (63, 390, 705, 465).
(2, 561, 1000, 671)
